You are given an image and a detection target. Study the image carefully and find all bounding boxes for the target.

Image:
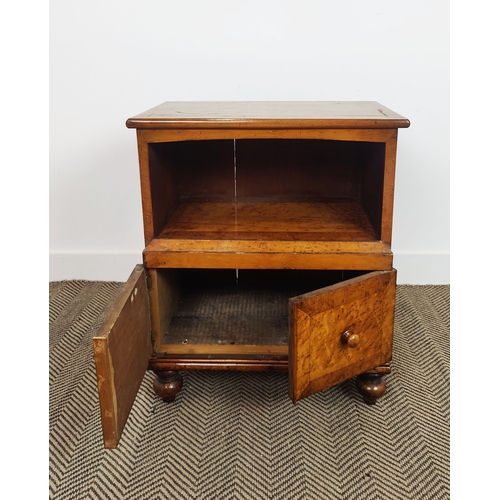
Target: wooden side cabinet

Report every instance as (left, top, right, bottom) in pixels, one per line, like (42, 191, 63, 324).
(93, 101, 410, 448)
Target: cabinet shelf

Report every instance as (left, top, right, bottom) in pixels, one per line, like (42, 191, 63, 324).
(156, 199, 377, 241)
(143, 198, 391, 269)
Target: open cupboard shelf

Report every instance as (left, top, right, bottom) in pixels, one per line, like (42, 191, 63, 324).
(93, 101, 410, 448)
(142, 137, 394, 269)
(145, 138, 387, 239)
(155, 199, 378, 242)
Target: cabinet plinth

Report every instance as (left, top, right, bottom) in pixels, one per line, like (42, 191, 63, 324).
(93, 101, 409, 448)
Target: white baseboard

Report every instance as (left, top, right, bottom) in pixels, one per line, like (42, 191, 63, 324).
(50, 252, 450, 284)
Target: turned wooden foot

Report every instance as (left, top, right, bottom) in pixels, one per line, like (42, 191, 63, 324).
(152, 370, 183, 403)
(356, 369, 388, 405)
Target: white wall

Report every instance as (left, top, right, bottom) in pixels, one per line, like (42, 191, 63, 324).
(49, 0, 449, 284)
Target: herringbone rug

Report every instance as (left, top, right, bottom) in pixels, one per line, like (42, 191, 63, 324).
(49, 281, 450, 499)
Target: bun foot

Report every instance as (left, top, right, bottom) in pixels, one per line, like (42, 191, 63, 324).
(356, 372, 387, 405)
(152, 370, 183, 403)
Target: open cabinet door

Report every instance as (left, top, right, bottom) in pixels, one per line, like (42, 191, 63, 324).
(93, 265, 152, 448)
(288, 269, 396, 403)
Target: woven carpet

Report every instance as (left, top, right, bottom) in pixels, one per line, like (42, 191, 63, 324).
(49, 281, 450, 500)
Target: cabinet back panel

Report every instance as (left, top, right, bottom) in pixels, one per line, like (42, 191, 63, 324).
(236, 139, 372, 199)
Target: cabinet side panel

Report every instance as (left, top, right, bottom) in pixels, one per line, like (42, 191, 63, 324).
(137, 133, 154, 244)
(155, 269, 180, 345)
(360, 142, 386, 239)
(147, 143, 178, 240)
(380, 131, 398, 245)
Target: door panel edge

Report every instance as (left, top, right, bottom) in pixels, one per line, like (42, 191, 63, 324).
(92, 264, 152, 448)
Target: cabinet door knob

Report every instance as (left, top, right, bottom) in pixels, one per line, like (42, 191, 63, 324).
(341, 330, 360, 348)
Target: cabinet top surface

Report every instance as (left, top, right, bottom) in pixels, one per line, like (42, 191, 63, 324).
(126, 101, 410, 130)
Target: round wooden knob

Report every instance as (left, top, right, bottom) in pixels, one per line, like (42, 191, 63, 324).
(341, 330, 360, 348)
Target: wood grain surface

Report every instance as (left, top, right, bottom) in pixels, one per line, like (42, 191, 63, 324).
(289, 269, 396, 403)
(92, 266, 152, 448)
(126, 101, 410, 129)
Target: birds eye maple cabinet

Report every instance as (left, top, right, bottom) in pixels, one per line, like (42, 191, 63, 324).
(93, 101, 410, 448)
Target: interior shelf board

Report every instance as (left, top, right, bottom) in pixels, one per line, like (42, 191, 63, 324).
(155, 200, 378, 243)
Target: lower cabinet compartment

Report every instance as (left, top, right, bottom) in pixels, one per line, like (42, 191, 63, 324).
(148, 268, 365, 357)
(93, 264, 397, 447)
